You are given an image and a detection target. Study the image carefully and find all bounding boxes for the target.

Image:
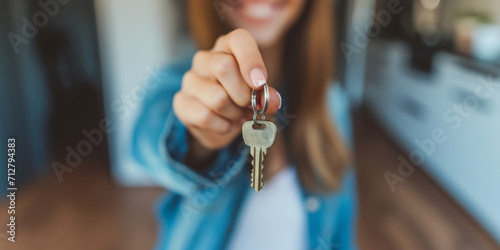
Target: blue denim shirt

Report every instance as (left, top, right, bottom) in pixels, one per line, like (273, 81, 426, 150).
(132, 57, 358, 250)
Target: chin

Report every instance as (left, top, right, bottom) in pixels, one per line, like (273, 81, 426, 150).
(224, 0, 306, 48)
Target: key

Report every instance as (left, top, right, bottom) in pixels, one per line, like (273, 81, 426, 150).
(242, 120, 277, 191)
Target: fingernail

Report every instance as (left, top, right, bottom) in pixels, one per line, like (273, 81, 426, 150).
(277, 92, 282, 109)
(250, 68, 266, 88)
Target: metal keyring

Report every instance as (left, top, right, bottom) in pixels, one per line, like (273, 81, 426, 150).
(251, 83, 269, 124)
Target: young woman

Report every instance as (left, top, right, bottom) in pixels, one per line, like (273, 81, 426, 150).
(133, 0, 358, 249)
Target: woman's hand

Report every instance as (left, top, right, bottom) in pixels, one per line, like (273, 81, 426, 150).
(173, 29, 281, 158)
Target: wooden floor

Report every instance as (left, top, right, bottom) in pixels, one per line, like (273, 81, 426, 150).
(0, 111, 498, 250)
(353, 111, 499, 250)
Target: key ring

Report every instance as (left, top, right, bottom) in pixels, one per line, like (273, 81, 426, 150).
(251, 83, 269, 125)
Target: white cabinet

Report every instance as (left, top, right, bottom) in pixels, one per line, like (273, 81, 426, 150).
(364, 40, 500, 243)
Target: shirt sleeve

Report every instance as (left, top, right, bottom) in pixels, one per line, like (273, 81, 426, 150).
(131, 66, 249, 197)
(328, 83, 354, 149)
(335, 169, 359, 250)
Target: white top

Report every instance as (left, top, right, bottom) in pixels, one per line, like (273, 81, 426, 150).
(227, 167, 307, 250)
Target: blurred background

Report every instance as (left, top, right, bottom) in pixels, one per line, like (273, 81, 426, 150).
(1, 0, 499, 249)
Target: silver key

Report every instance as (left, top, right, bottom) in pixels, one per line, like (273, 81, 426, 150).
(242, 121, 277, 191)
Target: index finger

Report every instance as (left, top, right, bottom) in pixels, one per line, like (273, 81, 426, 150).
(212, 29, 267, 90)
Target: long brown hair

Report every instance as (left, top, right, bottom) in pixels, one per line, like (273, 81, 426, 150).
(186, 0, 349, 192)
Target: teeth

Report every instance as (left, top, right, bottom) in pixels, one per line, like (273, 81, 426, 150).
(245, 3, 273, 19)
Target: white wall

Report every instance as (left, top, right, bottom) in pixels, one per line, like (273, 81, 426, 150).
(343, 0, 375, 108)
(94, 0, 192, 186)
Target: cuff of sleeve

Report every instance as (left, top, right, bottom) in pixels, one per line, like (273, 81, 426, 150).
(158, 110, 249, 196)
